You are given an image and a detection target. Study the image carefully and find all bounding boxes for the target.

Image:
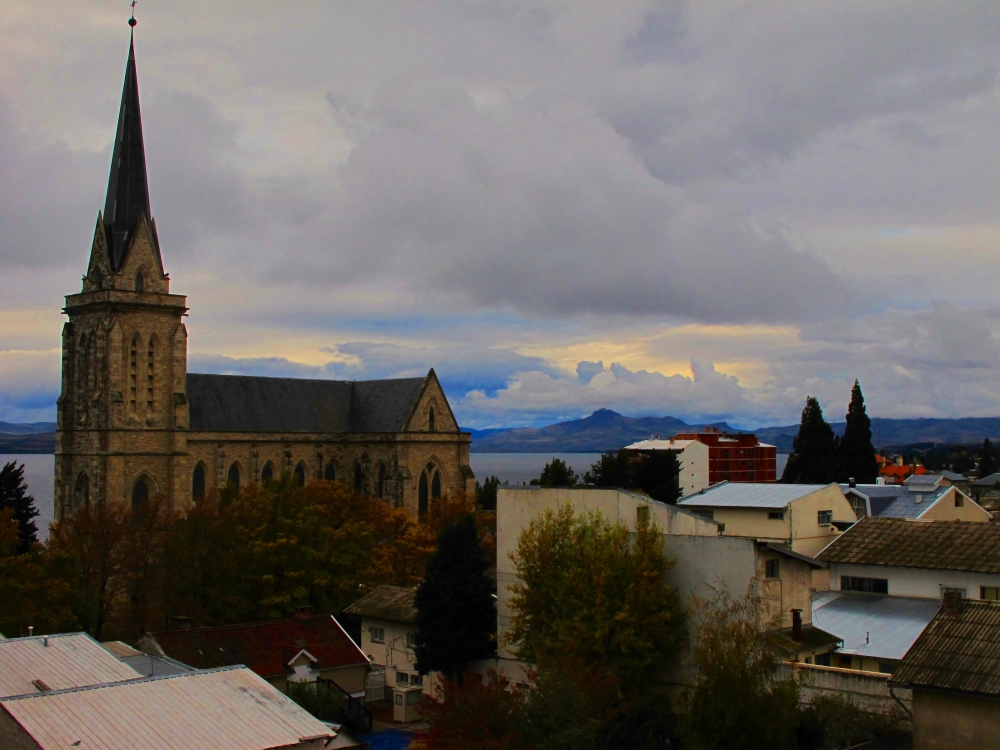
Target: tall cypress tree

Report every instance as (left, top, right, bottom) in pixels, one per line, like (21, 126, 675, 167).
(0, 462, 39, 554)
(978, 438, 999, 480)
(414, 514, 495, 684)
(781, 397, 839, 484)
(839, 380, 878, 483)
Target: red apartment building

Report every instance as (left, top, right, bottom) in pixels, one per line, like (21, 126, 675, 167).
(673, 428, 778, 484)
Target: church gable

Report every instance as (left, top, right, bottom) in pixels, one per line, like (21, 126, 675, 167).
(117, 212, 167, 293)
(403, 369, 460, 434)
(82, 215, 113, 292)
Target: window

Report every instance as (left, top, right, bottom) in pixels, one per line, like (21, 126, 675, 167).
(294, 462, 305, 487)
(354, 463, 363, 493)
(192, 464, 205, 501)
(956, 494, 965, 507)
(697, 510, 714, 521)
(132, 478, 149, 518)
(514, 682, 531, 691)
(228, 463, 240, 492)
(817, 510, 833, 525)
(636, 506, 649, 526)
(768, 511, 784, 521)
(428, 407, 435, 431)
(129, 338, 138, 414)
(419, 473, 429, 516)
(982, 587, 1000, 601)
(765, 559, 780, 579)
(838, 655, 853, 669)
(406, 632, 417, 648)
(878, 661, 898, 675)
(378, 463, 386, 499)
(849, 497, 867, 518)
(815, 653, 831, 667)
(261, 462, 273, 484)
(409, 674, 423, 687)
(324, 463, 335, 481)
(942, 587, 966, 599)
(146, 339, 155, 414)
(134, 272, 144, 292)
(717, 523, 725, 532)
(371, 627, 385, 643)
(431, 471, 441, 499)
(396, 672, 409, 685)
(74, 472, 90, 512)
(841, 576, 888, 594)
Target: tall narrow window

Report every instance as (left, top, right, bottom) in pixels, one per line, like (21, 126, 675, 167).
(354, 463, 363, 493)
(294, 462, 306, 487)
(77, 334, 88, 420)
(129, 338, 138, 415)
(428, 407, 435, 431)
(419, 473, 429, 516)
(134, 272, 144, 292)
(377, 463, 386, 498)
(431, 471, 441, 499)
(74, 473, 90, 512)
(146, 339, 155, 415)
(192, 464, 205, 501)
(132, 478, 149, 520)
(324, 463, 335, 481)
(228, 463, 240, 492)
(261, 462, 274, 484)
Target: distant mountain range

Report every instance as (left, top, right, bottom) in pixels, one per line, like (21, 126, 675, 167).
(467, 410, 1000, 453)
(2, 415, 999, 456)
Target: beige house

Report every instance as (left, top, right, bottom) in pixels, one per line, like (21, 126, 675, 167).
(678, 482, 856, 557)
(842, 481, 991, 523)
(344, 586, 441, 702)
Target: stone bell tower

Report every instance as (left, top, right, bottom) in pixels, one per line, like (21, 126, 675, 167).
(55, 35, 189, 519)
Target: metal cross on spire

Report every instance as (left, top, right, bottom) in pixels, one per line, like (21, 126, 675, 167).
(129, 1, 138, 28)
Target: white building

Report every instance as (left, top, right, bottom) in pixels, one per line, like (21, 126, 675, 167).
(624, 438, 710, 495)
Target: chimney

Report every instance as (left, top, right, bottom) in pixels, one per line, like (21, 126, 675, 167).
(294, 605, 315, 620)
(791, 609, 803, 642)
(43, 636, 49, 648)
(28, 626, 33, 637)
(849, 477, 856, 488)
(896, 456, 904, 467)
(942, 591, 963, 616)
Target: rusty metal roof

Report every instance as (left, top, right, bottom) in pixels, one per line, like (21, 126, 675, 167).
(0, 666, 335, 749)
(817, 516, 1000, 573)
(0, 633, 141, 698)
(344, 586, 418, 624)
(891, 599, 1000, 697)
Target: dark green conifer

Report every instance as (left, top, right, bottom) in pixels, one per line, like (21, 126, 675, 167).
(0, 462, 39, 554)
(978, 438, 998, 480)
(414, 515, 495, 684)
(838, 380, 878, 484)
(781, 397, 839, 484)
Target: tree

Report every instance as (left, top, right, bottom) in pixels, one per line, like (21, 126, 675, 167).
(978, 438, 998, 480)
(838, 380, 878, 484)
(583, 450, 631, 487)
(418, 669, 524, 750)
(532, 458, 579, 487)
(584, 449, 681, 504)
(506, 506, 684, 689)
(0, 462, 39, 554)
(475, 475, 501, 511)
(414, 514, 496, 684)
(680, 581, 799, 750)
(781, 397, 839, 484)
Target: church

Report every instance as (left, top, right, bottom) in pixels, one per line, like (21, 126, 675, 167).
(54, 35, 474, 521)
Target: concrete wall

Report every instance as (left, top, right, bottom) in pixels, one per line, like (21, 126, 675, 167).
(829, 563, 1000, 600)
(918, 488, 992, 522)
(676, 441, 710, 496)
(496, 487, 719, 658)
(780, 662, 913, 715)
(358, 616, 439, 699)
(913, 689, 1000, 750)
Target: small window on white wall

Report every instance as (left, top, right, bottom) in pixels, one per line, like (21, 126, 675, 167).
(406, 632, 417, 648)
(371, 627, 385, 643)
(396, 672, 409, 685)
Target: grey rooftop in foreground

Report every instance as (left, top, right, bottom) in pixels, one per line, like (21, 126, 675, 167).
(344, 585, 417, 624)
(812, 591, 941, 662)
(678, 481, 835, 509)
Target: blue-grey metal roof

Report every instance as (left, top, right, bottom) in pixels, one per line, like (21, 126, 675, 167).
(812, 591, 941, 661)
(842, 484, 947, 518)
(120, 654, 194, 678)
(904, 474, 942, 487)
(972, 472, 1000, 487)
(879, 489, 948, 519)
(940, 470, 969, 482)
(678, 481, 834, 509)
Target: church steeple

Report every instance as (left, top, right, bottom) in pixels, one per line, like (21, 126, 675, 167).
(103, 36, 153, 270)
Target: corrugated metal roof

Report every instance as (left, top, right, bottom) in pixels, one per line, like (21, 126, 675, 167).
(817, 516, 1000, 573)
(0, 666, 335, 750)
(891, 599, 1000, 697)
(344, 586, 418, 624)
(812, 591, 940, 661)
(678, 482, 833, 509)
(0, 633, 141, 699)
(972, 472, 1000, 487)
(940, 470, 968, 482)
(904, 474, 943, 487)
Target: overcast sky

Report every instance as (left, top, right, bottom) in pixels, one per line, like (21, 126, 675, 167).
(1, 0, 999, 429)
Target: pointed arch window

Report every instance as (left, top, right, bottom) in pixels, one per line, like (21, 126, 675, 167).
(132, 477, 149, 520)
(192, 464, 205, 501)
(419, 473, 429, 517)
(74, 472, 90, 512)
(261, 462, 274, 484)
(432, 471, 441, 499)
(377, 463, 386, 499)
(294, 462, 306, 487)
(227, 463, 240, 492)
(354, 463, 363, 493)
(428, 407, 435, 432)
(134, 272, 144, 292)
(324, 463, 336, 482)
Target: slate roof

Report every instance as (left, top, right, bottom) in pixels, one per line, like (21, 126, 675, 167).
(0, 666, 335, 750)
(678, 481, 834, 509)
(344, 586, 418, 624)
(150, 616, 368, 679)
(972, 472, 1000, 488)
(0, 633, 141, 699)
(891, 599, 1000, 697)
(817, 516, 1000, 573)
(812, 591, 941, 662)
(187, 372, 427, 434)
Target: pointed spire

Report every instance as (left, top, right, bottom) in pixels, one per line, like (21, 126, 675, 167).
(104, 36, 152, 270)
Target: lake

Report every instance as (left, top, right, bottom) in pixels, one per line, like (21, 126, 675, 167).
(1, 454, 55, 540)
